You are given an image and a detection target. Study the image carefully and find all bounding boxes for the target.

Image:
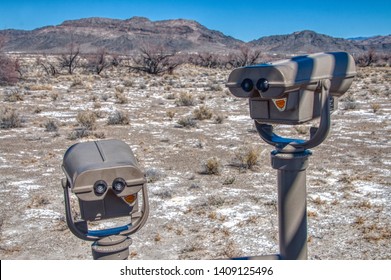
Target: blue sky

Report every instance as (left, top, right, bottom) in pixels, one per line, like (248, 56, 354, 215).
(0, 0, 390, 42)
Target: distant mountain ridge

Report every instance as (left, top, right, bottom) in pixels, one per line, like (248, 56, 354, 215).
(249, 30, 390, 54)
(0, 17, 390, 54)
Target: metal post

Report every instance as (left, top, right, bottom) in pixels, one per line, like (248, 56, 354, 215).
(91, 235, 133, 260)
(271, 150, 311, 260)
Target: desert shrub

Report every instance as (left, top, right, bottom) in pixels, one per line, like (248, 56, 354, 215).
(200, 157, 222, 175)
(129, 46, 182, 75)
(44, 119, 59, 132)
(0, 107, 22, 129)
(101, 93, 110, 101)
(85, 48, 111, 75)
(208, 83, 223, 92)
(370, 103, 381, 113)
(177, 116, 197, 128)
(67, 128, 91, 140)
(188, 52, 226, 69)
(165, 92, 176, 100)
(206, 195, 225, 207)
(145, 168, 165, 183)
(123, 79, 134, 87)
(107, 110, 129, 125)
(166, 110, 176, 120)
(193, 105, 213, 120)
(76, 110, 96, 130)
(213, 114, 225, 124)
(3, 89, 24, 102)
(355, 49, 377, 67)
(227, 47, 263, 68)
(175, 92, 196, 106)
(232, 146, 261, 170)
(50, 91, 59, 101)
(114, 91, 128, 104)
(342, 101, 358, 110)
(27, 84, 53, 91)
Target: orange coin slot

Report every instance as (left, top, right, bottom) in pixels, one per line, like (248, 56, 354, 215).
(275, 99, 285, 109)
(124, 194, 137, 204)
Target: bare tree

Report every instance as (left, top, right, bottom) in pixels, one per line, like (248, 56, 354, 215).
(111, 53, 122, 67)
(86, 48, 112, 75)
(188, 52, 225, 69)
(356, 49, 377, 67)
(227, 47, 263, 68)
(58, 42, 81, 74)
(36, 55, 59, 76)
(129, 45, 182, 75)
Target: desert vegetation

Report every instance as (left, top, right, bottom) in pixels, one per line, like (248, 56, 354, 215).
(0, 47, 390, 260)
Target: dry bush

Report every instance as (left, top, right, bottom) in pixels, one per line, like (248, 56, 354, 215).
(175, 92, 196, 106)
(58, 42, 81, 74)
(129, 45, 183, 75)
(231, 146, 261, 170)
(188, 52, 226, 69)
(107, 110, 129, 125)
(200, 157, 222, 175)
(145, 168, 165, 183)
(370, 103, 381, 113)
(35, 56, 59, 76)
(0, 107, 22, 129)
(166, 110, 176, 120)
(213, 114, 225, 124)
(3, 89, 24, 102)
(355, 49, 377, 67)
(177, 116, 197, 128)
(76, 110, 97, 130)
(227, 47, 263, 68)
(43, 119, 59, 132)
(0, 54, 19, 85)
(114, 91, 128, 104)
(193, 105, 213, 120)
(28, 84, 53, 91)
(85, 48, 112, 75)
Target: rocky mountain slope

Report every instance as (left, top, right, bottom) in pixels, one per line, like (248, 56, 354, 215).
(0, 17, 390, 54)
(0, 17, 244, 54)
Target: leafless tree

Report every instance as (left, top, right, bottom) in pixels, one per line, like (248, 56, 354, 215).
(356, 49, 377, 67)
(86, 48, 112, 75)
(227, 47, 263, 68)
(36, 55, 59, 76)
(188, 52, 225, 69)
(111, 53, 122, 67)
(58, 42, 81, 74)
(129, 45, 182, 75)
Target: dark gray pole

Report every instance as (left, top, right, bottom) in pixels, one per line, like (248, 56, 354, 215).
(271, 150, 311, 260)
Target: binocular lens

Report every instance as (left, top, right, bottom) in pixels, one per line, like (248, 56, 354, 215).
(112, 178, 126, 192)
(256, 78, 269, 92)
(94, 180, 107, 195)
(241, 79, 254, 92)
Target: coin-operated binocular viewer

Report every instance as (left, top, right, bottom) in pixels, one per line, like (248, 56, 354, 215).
(227, 52, 356, 259)
(61, 139, 149, 260)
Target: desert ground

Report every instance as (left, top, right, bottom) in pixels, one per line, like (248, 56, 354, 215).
(0, 55, 390, 259)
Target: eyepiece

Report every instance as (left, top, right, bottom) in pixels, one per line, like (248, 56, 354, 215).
(112, 178, 126, 193)
(93, 180, 107, 195)
(256, 78, 269, 92)
(241, 79, 254, 92)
